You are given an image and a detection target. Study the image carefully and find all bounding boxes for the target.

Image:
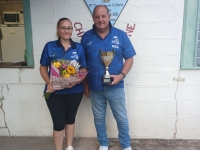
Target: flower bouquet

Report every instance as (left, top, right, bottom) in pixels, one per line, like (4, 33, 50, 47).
(43, 59, 87, 99)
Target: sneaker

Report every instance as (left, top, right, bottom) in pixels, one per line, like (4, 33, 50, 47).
(66, 146, 74, 150)
(123, 147, 132, 150)
(99, 146, 108, 150)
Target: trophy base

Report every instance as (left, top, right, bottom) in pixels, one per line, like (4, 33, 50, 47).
(103, 77, 113, 84)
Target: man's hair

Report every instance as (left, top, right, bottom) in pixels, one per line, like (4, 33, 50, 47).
(92, 5, 110, 16)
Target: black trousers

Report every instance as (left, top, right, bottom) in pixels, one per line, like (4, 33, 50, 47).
(46, 92, 83, 131)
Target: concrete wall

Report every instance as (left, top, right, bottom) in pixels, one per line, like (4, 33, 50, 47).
(0, 0, 200, 139)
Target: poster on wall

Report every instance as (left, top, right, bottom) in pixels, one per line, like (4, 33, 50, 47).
(84, 0, 128, 26)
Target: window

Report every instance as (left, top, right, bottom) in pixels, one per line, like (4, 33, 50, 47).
(0, 0, 34, 68)
(23, 0, 34, 67)
(181, 0, 200, 69)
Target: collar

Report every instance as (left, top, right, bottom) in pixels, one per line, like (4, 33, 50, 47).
(57, 38, 76, 49)
(92, 21, 112, 34)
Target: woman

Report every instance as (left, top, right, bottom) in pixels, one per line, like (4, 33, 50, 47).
(40, 18, 87, 150)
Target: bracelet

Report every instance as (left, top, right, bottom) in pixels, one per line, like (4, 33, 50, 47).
(120, 72, 126, 79)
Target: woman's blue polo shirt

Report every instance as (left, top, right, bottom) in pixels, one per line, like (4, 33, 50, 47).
(40, 38, 87, 94)
(81, 23, 136, 91)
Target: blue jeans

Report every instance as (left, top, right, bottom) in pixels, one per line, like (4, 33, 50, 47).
(90, 87, 130, 149)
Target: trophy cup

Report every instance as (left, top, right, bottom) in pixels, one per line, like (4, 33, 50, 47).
(100, 49, 115, 84)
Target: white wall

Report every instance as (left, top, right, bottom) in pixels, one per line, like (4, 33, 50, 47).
(0, 0, 200, 139)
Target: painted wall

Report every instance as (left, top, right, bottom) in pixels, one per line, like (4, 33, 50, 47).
(0, 0, 200, 139)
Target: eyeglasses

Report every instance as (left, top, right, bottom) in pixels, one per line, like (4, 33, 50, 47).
(59, 26, 73, 32)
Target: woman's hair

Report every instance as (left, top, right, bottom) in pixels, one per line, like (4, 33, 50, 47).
(57, 17, 71, 28)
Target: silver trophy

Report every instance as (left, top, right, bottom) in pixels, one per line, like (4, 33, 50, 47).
(100, 49, 114, 84)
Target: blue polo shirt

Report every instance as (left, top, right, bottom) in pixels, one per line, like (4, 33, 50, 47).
(81, 23, 136, 91)
(40, 38, 87, 94)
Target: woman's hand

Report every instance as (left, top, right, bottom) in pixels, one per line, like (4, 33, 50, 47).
(46, 84, 55, 93)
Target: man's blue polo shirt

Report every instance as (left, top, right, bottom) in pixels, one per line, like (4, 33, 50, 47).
(40, 38, 87, 94)
(81, 23, 136, 91)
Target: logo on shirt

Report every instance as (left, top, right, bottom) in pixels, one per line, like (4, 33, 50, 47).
(112, 36, 119, 44)
(87, 41, 92, 45)
(112, 45, 119, 48)
(112, 36, 119, 48)
(50, 54, 55, 57)
(71, 52, 78, 59)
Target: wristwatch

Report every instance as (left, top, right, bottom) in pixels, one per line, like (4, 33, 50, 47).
(120, 72, 126, 79)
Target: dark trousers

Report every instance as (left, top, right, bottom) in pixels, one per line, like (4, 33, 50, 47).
(46, 92, 83, 131)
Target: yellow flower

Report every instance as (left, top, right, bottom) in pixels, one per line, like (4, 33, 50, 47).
(53, 62, 61, 68)
(64, 74, 70, 78)
(66, 66, 76, 75)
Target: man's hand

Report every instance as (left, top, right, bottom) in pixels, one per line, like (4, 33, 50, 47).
(110, 74, 124, 85)
(84, 86, 90, 98)
(83, 78, 90, 98)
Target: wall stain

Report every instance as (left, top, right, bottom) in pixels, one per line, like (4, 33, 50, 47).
(173, 70, 181, 139)
(6, 84, 10, 92)
(19, 69, 24, 83)
(0, 84, 11, 135)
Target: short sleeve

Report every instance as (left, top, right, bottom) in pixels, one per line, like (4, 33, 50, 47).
(77, 43, 87, 68)
(122, 32, 136, 59)
(40, 43, 51, 66)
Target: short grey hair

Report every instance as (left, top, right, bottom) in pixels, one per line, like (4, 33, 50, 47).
(92, 5, 110, 16)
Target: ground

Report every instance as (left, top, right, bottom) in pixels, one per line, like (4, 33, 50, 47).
(0, 137, 200, 150)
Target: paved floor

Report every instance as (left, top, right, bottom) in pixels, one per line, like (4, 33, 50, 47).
(0, 136, 200, 150)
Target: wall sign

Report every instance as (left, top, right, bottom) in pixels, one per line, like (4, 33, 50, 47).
(84, 0, 128, 26)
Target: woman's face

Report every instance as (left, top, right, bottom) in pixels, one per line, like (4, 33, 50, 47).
(57, 20, 73, 40)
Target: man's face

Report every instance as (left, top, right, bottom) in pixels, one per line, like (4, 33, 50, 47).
(93, 6, 110, 31)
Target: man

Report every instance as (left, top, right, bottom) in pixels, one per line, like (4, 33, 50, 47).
(81, 5, 136, 150)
